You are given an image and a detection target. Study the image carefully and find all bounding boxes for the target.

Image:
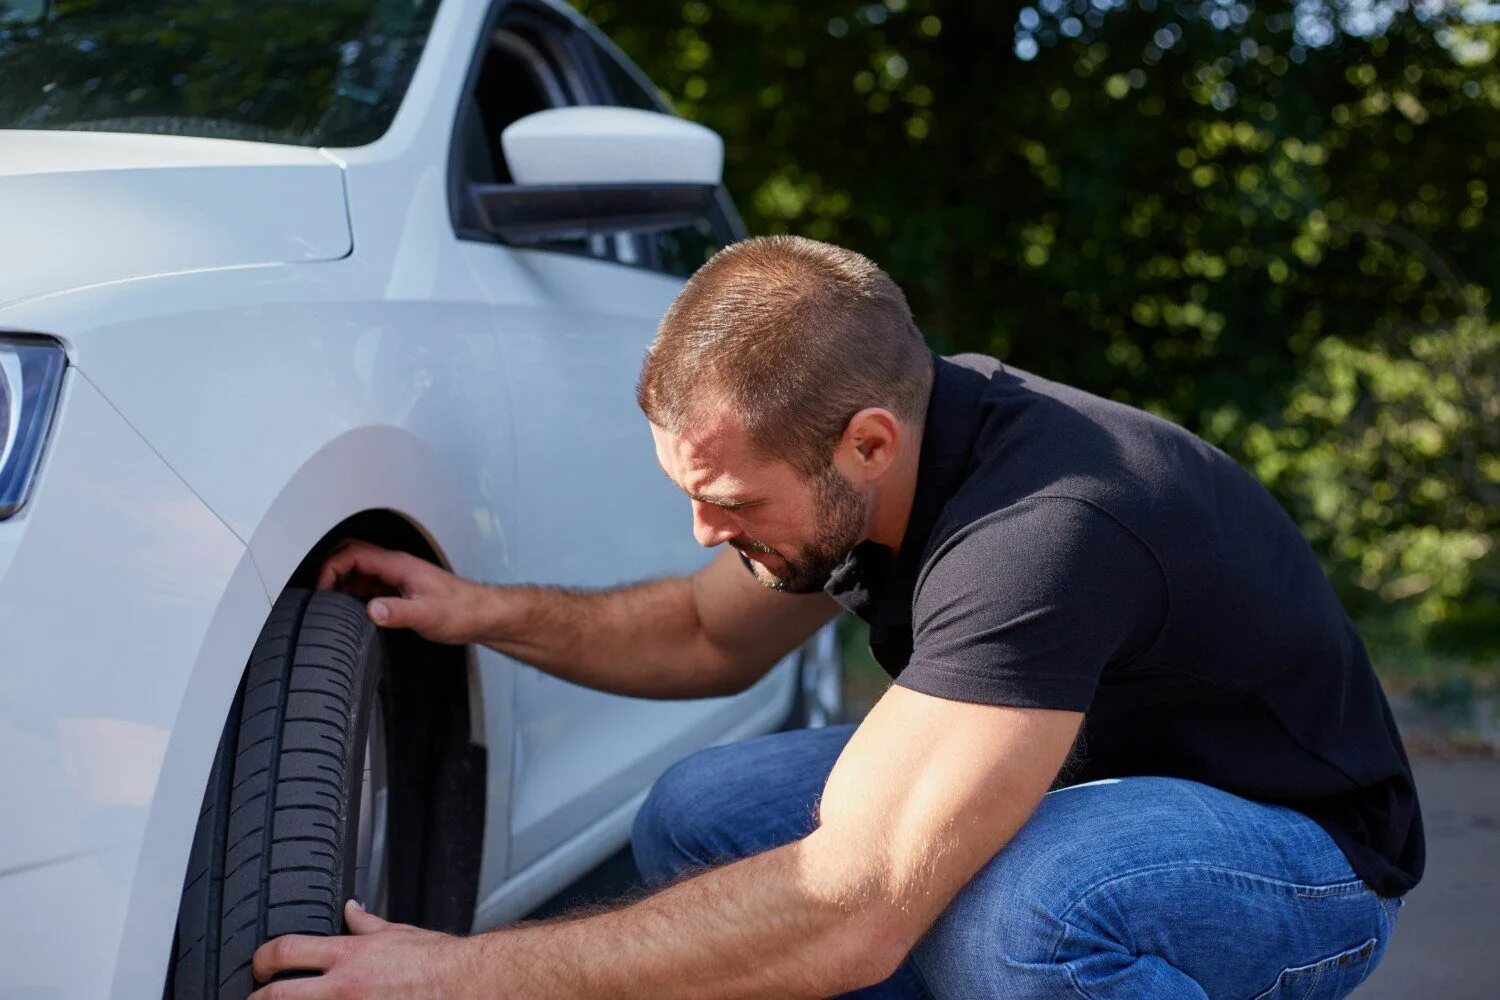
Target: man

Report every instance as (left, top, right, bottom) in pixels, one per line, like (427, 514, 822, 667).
(251, 236, 1421, 999)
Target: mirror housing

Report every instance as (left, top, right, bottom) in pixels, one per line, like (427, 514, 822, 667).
(468, 107, 724, 245)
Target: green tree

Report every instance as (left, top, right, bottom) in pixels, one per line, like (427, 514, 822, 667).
(576, 0, 1500, 673)
(1245, 312, 1498, 663)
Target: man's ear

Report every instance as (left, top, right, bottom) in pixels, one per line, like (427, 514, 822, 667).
(837, 408, 902, 482)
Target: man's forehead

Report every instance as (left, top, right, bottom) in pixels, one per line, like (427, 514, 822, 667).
(654, 405, 743, 452)
(651, 412, 760, 489)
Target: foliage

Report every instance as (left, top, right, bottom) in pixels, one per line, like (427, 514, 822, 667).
(1244, 313, 1498, 659)
(575, 0, 1500, 671)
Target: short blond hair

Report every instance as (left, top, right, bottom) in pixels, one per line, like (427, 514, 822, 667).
(637, 235, 933, 475)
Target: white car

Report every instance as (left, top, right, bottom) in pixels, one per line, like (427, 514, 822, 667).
(0, 1, 844, 996)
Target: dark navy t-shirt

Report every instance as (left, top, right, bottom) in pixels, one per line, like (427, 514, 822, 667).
(822, 353, 1424, 897)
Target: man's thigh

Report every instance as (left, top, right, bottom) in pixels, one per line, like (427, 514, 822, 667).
(913, 776, 1401, 1000)
(631, 723, 857, 886)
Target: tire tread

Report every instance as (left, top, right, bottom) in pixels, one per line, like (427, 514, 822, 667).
(169, 590, 379, 999)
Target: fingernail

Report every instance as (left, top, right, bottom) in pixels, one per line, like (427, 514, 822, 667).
(349, 898, 365, 911)
(368, 600, 387, 624)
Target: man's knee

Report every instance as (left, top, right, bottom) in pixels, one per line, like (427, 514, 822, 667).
(631, 727, 852, 889)
(909, 779, 1384, 1000)
(910, 787, 1148, 997)
(912, 834, 1077, 994)
(631, 745, 735, 887)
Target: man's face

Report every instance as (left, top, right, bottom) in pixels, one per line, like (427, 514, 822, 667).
(651, 412, 871, 593)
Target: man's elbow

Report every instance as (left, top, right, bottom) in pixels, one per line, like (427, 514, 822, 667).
(820, 905, 920, 993)
(694, 641, 777, 697)
(796, 837, 928, 993)
(704, 657, 767, 697)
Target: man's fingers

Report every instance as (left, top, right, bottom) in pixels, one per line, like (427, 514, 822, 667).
(316, 538, 375, 590)
(315, 559, 343, 591)
(319, 543, 419, 593)
(252, 934, 342, 984)
(367, 596, 425, 630)
(248, 978, 323, 1000)
(344, 898, 391, 935)
(317, 541, 366, 590)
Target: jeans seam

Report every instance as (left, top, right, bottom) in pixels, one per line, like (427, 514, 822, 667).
(1054, 861, 1365, 925)
(1292, 878, 1369, 898)
(1064, 959, 1106, 1000)
(1378, 894, 1404, 924)
(1049, 912, 1114, 1000)
(1249, 938, 1378, 1000)
(1054, 920, 1198, 1000)
(1046, 861, 1370, 991)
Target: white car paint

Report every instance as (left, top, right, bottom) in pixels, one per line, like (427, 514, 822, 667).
(502, 106, 725, 185)
(0, 132, 350, 309)
(0, 0, 817, 995)
(0, 371, 271, 996)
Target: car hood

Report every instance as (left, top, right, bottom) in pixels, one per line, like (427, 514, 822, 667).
(0, 131, 352, 310)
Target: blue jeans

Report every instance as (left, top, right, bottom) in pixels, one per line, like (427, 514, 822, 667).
(631, 724, 1404, 999)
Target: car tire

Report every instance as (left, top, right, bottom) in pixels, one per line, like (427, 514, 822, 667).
(168, 589, 387, 999)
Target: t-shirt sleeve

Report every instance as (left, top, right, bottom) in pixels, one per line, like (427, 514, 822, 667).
(898, 497, 1167, 712)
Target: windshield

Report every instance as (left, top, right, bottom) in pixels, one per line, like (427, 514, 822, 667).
(0, 0, 442, 147)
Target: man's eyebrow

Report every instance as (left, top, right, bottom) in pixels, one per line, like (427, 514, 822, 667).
(661, 467, 758, 509)
(696, 493, 758, 510)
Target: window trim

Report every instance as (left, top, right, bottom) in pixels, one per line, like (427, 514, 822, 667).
(491, 32, 568, 108)
(447, 0, 590, 243)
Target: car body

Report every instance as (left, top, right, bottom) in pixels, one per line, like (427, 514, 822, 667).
(0, 1, 837, 995)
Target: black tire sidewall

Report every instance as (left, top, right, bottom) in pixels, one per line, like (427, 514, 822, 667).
(170, 588, 392, 999)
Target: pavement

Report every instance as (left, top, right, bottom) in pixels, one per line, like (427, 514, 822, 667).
(1354, 754, 1499, 998)
(535, 749, 1499, 997)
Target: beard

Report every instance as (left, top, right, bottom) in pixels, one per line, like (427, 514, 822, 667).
(739, 465, 869, 594)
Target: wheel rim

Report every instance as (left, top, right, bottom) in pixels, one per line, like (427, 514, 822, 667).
(354, 692, 390, 917)
(801, 626, 845, 728)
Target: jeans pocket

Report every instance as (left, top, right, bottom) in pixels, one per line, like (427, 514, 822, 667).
(1250, 937, 1377, 1000)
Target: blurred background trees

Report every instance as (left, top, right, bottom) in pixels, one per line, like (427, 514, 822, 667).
(573, 0, 1499, 690)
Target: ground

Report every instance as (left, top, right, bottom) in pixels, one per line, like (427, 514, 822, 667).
(1354, 754, 1498, 999)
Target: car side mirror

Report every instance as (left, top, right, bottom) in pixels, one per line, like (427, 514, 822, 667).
(468, 107, 724, 245)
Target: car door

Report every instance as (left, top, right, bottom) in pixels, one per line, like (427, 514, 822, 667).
(450, 3, 792, 879)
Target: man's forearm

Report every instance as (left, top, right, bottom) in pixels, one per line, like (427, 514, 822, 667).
(467, 577, 757, 699)
(459, 836, 896, 1000)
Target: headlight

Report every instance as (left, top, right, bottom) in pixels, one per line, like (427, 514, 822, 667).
(0, 336, 66, 519)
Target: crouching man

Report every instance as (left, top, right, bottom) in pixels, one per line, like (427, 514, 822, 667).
(252, 236, 1420, 999)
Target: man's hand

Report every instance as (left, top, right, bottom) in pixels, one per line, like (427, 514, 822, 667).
(244, 687, 1080, 1000)
(318, 540, 485, 644)
(249, 901, 472, 1000)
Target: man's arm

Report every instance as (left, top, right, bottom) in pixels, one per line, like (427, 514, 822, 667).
(249, 685, 1083, 999)
(319, 541, 837, 699)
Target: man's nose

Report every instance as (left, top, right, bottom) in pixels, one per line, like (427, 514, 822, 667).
(691, 501, 738, 548)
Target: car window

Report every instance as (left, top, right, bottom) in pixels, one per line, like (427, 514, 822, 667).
(578, 28, 742, 277)
(462, 29, 574, 186)
(591, 40, 664, 113)
(456, 14, 629, 261)
(0, 0, 440, 147)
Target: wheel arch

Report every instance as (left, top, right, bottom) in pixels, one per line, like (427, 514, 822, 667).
(132, 502, 494, 996)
